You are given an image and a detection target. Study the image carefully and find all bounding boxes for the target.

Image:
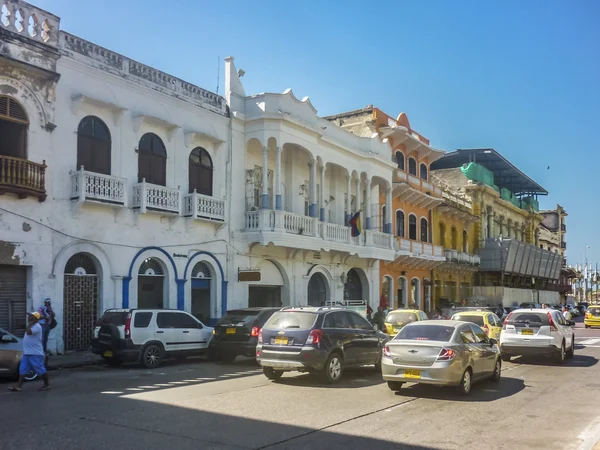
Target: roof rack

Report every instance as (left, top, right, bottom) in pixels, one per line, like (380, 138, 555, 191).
(316, 306, 346, 312)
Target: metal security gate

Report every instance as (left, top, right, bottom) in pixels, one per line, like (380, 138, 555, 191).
(0, 265, 27, 337)
(64, 254, 98, 351)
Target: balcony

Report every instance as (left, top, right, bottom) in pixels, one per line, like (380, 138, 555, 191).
(436, 249, 481, 273)
(561, 241, 567, 249)
(132, 180, 180, 214)
(70, 167, 126, 206)
(241, 210, 396, 260)
(183, 191, 226, 222)
(0, 155, 47, 202)
(392, 238, 445, 268)
(393, 170, 443, 208)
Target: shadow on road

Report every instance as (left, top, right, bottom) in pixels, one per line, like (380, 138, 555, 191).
(269, 366, 385, 389)
(510, 354, 598, 368)
(394, 376, 525, 402)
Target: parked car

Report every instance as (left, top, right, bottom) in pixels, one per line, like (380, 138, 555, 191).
(0, 327, 43, 381)
(92, 309, 213, 368)
(209, 307, 280, 362)
(383, 309, 428, 337)
(584, 306, 600, 329)
(381, 320, 501, 396)
(499, 309, 575, 363)
(520, 302, 542, 309)
(256, 306, 389, 384)
(450, 310, 502, 341)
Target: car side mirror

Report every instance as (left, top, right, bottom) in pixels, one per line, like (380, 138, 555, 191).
(1, 334, 13, 343)
(489, 338, 498, 346)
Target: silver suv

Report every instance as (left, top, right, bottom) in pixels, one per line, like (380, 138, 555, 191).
(92, 309, 213, 368)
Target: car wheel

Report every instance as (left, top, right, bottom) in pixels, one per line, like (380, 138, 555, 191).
(387, 381, 403, 391)
(457, 368, 472, 396)
(567, 337, 575, 359)
(554, 342, 566, 364)
(141, 344, 163, 369)
(492, 358, 501, 382)
(263, 366, 283, 380)
(322, 352, 344, 384)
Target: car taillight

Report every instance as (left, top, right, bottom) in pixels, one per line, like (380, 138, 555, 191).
(306, 329, 323, 345)
(257, 328, 263, 344)
(502, 312, 513, 330)
(251, 327, 260, 337)
(124, 313, 132, 339)
(548, 312, 557, 331)
(383, 344, 392, 357)
(586, 313, 591, 319)
(437, 348, 456, 361)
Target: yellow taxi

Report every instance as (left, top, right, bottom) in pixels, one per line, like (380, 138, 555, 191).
(451, 310, 502, 340)
(384, 309, 428, 337)
(584, 306, 600, 329)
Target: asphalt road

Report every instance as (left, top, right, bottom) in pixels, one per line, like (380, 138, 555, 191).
(2, 322, 600, 450)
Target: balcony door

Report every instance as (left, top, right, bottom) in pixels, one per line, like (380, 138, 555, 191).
(189, 147, 213, 196)
(77, 116, 111, 175)
(0, 95, 28, 159)
(138, 133, 167, 186)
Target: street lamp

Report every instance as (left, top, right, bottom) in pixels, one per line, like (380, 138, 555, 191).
(584, 245, 591, 301)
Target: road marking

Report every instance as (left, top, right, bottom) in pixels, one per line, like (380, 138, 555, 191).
(101, 391, 123, 395)
(576, 414, 600, 450)
(196, 377, 215, 380)
(579, 338, 600, 345)
(154, 383, 172, 386)
(168, 381, 189, 385)
(182, 379, 199, 382)
(137, 385, 159, 389)
(125, 388, 143, 391)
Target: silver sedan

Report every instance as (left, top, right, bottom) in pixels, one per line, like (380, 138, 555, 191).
(381, 320, 501, 395)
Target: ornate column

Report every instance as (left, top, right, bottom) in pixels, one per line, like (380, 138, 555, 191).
(345, 174, 352, 225)
(355, 176, 362, 220)
(261, 146, 269, 209)
(275, 146, 282, 210)
(385, 187, 393, 234)
(319, 164, 326, 222)
(309, 158, 317, 218)
(365, 176, 372, 230)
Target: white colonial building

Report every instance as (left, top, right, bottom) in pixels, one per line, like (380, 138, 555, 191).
(0, 1, 230, 353)
(225, 58, 397, 310)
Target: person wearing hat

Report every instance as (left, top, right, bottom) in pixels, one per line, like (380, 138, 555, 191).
(37, 298, 55, 354)
(9, 312, 51, 392)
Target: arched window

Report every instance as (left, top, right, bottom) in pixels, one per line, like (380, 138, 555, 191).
(419, 163, 428, 180)
(138, 133, 166, 186)
(462, 230, 468, 252)
(420, 217, 428, 242)
(0, 95, 28, 159)
(439, 222, 446, 248)
(189, 147, 213, 195)
(408, 214, 417, 240)
(77, 116, 111, 175)
(451, 226, 457, 250)
(395, 151, 405, 171)
(396, 210, 405, 237)
(408, 157, 417, 176)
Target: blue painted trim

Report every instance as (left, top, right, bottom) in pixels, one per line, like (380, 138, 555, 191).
(261, 193, 269, 209)
(184, 251, 227, 317)
(221, 280, 229, 316)
(122, 277, 131, 308)
(320, 208, 325, 222)
(275, 195, 282, 210)
(366, 217, 371, 230)
(309, 203, 317, 218)
(192, 279, 210, 289)
(176, 279, 186, 310)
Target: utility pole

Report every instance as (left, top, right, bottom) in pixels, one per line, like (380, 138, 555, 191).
(584, 246, 590, 302)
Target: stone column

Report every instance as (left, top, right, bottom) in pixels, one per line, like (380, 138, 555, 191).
(275, 146, 282, 210)
(507, 219, 513, 239)
(261, 146, 269, 209)
(355, 176, 362, 219)
(319, 164, 326, 222)
(309, 158, 317, 218)
(385, 187, 393, 234)
(345, 174, 352, 225)
(365, 176, 372, 230)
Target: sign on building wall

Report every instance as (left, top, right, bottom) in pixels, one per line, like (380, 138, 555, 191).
(238, 268, 261, 282)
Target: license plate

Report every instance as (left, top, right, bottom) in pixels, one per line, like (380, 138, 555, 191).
(274, 337, 288, 345)
(404, 369, 421, 379)
(103, 351, 113, 358)
(521, 329, 533, 335)
(226, 328, 236, 334)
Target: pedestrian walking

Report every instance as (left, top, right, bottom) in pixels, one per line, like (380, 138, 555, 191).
(9, 312, 51, 392)
(562, 306, 572, 321)
(37, 298, 56, 354)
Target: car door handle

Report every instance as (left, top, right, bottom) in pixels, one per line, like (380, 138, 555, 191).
(156, 331, 164, 334)
(182, 331, 190, 334)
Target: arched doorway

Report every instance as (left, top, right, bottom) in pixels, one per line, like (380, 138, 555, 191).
(424, 279, 432, 313)
(308, 273, 328, 306)
(382, 276, 394, 309)
(64, 253, 99, 351)
(411, 278, 421, 309)
(344, 268, 363, 301)
(397, 277, 408, 308)
(138, 257, 166, 309)
(191, 261, 212, 324)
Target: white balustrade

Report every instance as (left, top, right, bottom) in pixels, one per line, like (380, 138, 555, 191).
(423, 243, 433, 255)
(396, 170, 408, 181)
(132, 179, 180, 214)
(324, 223, 350, 243)
(408, 175, 421, 187)
(411, 241, 424, 254)
(70, 167, 126, 205)
(422, 181, 433, 191)
(433, 245, 444, 257)
(372, 231, 392, 249)
(473, 255, 481, 265)
(283, 211, 316, 236)
(245, 211, 259, 230)
(398, 238, 411, 252)
(183, 190, 225, 221)
(0, 1, 59, 46)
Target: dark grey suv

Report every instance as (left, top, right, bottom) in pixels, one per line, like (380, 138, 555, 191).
(257, 307, 389, 384)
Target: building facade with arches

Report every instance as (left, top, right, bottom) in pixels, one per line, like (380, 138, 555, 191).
(0, 4, 230, 353)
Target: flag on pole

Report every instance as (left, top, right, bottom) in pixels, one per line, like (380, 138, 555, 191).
(349, 210, 362, 237)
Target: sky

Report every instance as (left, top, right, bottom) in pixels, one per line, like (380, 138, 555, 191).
(32, 0, 600, 266)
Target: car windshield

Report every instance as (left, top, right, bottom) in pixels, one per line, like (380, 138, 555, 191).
(394, 324, 455, 342)
(217, 310, 260, 325)
(508, 312, 549, 326)
(97, 311, 128, 326)
(386, 312, 418, 324)
(588, 307, 600, 315)
(452, 314, 485, 326)
(264, 312, 318, 330)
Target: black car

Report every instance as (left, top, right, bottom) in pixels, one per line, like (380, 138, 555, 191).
(209, 307, 280, 362)
(256, 306, 389, 384)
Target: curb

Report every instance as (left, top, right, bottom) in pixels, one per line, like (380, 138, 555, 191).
(47, 358, 101, 371)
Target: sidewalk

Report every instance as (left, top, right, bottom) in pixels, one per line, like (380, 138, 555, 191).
(47, 351, 101, 370)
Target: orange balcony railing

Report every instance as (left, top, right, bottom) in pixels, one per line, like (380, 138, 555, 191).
(0, 155, 47, 202)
